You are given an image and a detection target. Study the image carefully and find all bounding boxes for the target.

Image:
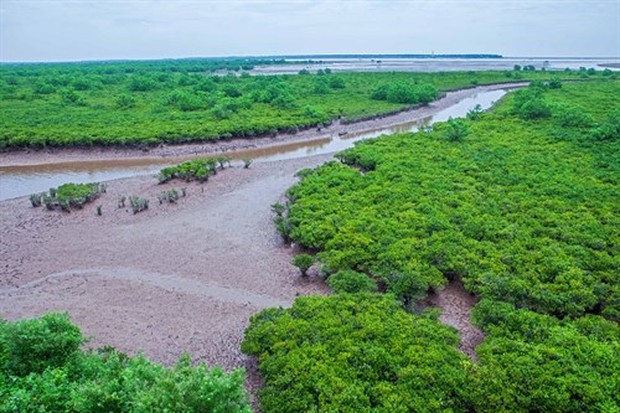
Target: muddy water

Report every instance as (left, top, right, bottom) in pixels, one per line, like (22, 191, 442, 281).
(0, 88, 508, 201)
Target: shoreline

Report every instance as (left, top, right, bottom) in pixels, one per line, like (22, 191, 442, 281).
(0, 82, 527, 168)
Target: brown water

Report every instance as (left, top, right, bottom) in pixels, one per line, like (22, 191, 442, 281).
(0, 88, 509, 201)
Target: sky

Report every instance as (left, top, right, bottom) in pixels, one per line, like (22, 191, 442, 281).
(1, 0, 619, 62)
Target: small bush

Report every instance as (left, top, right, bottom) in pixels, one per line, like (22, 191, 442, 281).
(519, 98, 552, 120)
(115, 94, 136, 109)
(292, 253, 314, 276)
(159, 158, 219, 184)
(445, 117, 470, 141)
(34, 183, 103, 212)
(129, 196, 149, 214)
(554, 104, 593, 128)
(158, 188, 179, 204)
(591, 111, 620, 141)
(29, 193, 44, 207)
(466, 104, 483, 121)
(271, 202, 286, 216)
(327, 269, 378, 293)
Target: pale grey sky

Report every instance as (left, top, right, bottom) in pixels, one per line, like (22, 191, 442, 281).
(1, 0, 619, 62)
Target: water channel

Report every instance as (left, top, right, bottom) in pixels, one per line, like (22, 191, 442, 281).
(0, 88, 511, 201)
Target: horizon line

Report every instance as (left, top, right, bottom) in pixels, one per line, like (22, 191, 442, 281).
(2, 53, 620, 65)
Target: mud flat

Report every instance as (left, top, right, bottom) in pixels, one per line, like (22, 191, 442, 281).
(0, 154, 332, 372)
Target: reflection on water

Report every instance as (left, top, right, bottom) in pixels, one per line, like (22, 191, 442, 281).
(0, 88, 509, 201)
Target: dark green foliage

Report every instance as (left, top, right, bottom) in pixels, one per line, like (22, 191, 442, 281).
(114, 94, 136, 109)
(591, 110, 620, 141)
(0, 63, 586, 149)
(512, 83, 552, 120)
(553, 103, 594, 128)
(127, 76, 158, 92)
(444, 117, 470, 141)
(283, 81, 620, 317)
(29, 193, 44, 207)
(242, 159, 253, 169)
(470, 300, 620, 412)
(466, 104, 483, 121)
(0, 313, 250, 412)
(291, 253, 314, 276)
(242, 294, 471, 413)
(271, 202, 286, 216)
(328, 76, 346, 89)
(519, 98, 552, 119)
(327, 269, 378, 293)
(59, 88, 86, 106)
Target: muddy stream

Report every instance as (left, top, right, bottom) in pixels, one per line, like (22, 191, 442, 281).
(1, 85, 514, 201)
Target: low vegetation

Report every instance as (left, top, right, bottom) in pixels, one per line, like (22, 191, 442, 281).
(280, 81, 620, 318)
(243, 294, 619, 412)
(1, 60, 602, 149)
(129, 195, 149, 214)
(246, 80, 620, 412)
(30, 182, 105, 212)
(291, 253, 314, 276)
(242, 294, 471, 413)
(158, 156, 231, 184)
(158, 188, 185, 204)
(470, 300, 620, 412)
(0, 313, 250, 412)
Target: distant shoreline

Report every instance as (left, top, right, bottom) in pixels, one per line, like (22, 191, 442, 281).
(599, 63, 620, 69)
(0, 54, 504, 65)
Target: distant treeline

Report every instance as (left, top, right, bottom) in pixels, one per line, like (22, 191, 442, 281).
(0, 58, 286, 75)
